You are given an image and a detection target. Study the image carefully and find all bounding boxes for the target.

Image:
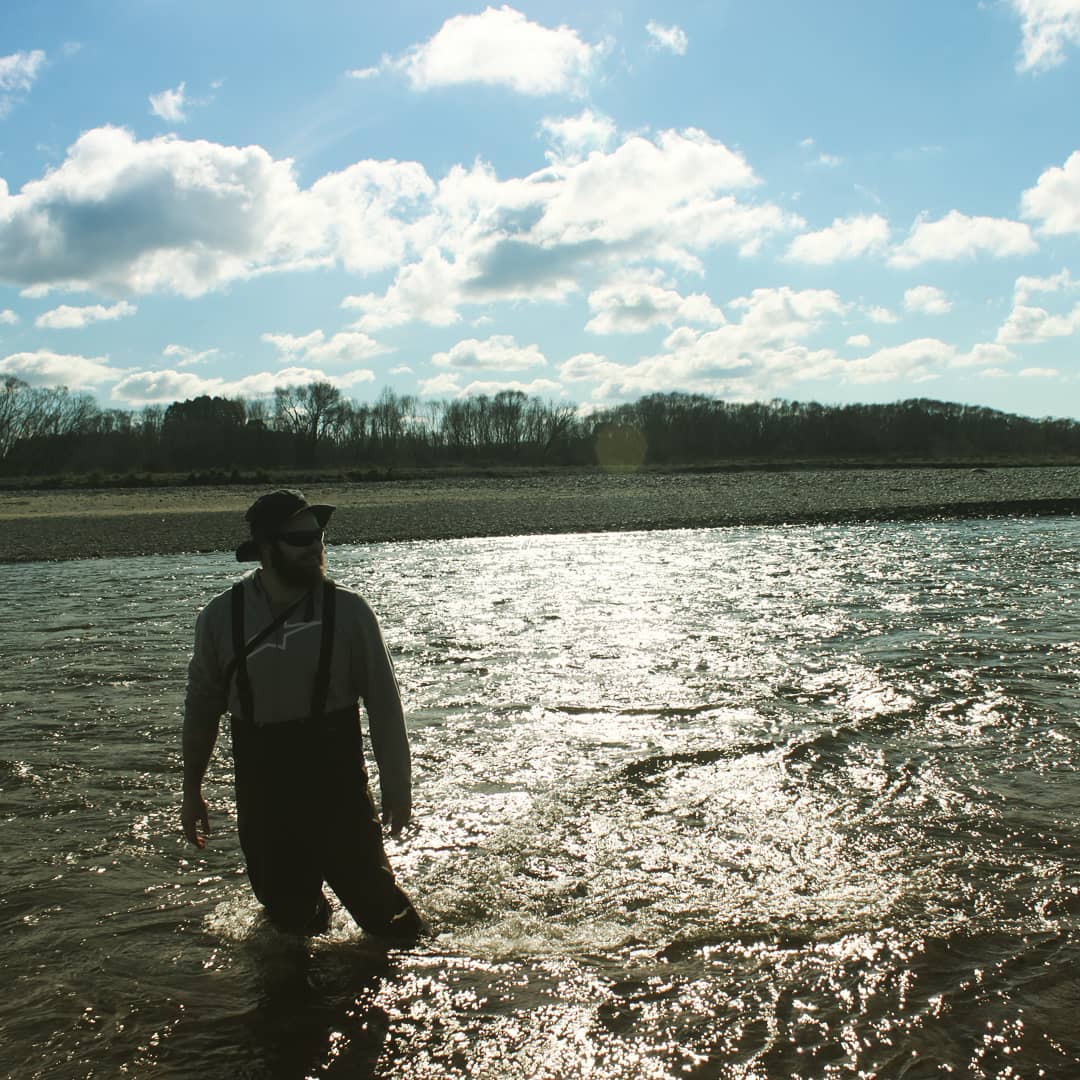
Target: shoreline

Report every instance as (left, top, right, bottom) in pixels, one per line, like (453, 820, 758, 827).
(1, 465, 1077, 563)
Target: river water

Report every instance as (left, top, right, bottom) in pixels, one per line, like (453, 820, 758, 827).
(2, 519, 1078, 1078)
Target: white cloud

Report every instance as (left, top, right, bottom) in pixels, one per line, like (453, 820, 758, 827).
(903, 285, 952, 315)
(1018, 366, 1061, 377)
(110, 364, 376, 406)
(0, 125, 430, 298)
(559, 286, 853, 399)
(149, 82, 187, 122)
(952, 342, 1015, 369)
(1021, 151, 1080, 235)
(35, 300, 136, 329)
(417, 372, 462, 396)
(889, 210, 1037, 268)
(1008, 0, 1080, 72)
(396, 6, 600, 96)
(785, 214, 889, 264)
(346, 67, 381, 80)
(996, 302, 1080, 343)
(557, 295, 1014, 400)
(541, 109, 616, 163)
(0, 50, 46, 116)
(1014, 267, 1076, 301)
(345, 128, 796, 331)
(2, 123, 792, 336)
(262, 328, 391, 366)
(865, 305, 899, 324)
(0, 349, 119, 389)
(432, 334, 546, 371)
(560, 352, 613, 382)
(645, 21, 688, 55)
(163, 344, 218, 367)
(0, 309, 18, 325)
(419, 372, 561, 397)
(586, 275, 726, 333)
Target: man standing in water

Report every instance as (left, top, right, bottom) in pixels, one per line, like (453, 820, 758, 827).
(181, 489, 425, 940)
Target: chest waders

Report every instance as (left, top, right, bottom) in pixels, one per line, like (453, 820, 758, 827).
(229, 580, 423, 939)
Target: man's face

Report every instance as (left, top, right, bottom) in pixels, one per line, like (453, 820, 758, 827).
(266, 509, 326, 588)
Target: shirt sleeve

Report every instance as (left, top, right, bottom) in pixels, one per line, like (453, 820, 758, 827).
(184, 602, 228, 730)
(349, 596, 412, 808)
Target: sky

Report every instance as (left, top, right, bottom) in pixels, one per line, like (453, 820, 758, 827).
(1, 1, 1079, 420)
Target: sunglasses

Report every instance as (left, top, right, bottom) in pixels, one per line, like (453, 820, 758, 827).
(274, 528, 325, 547)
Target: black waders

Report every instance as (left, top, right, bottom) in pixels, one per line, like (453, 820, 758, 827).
(230, 580, 424, 940)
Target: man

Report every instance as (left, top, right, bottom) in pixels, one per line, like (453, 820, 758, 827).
(181, 489, 425, 940)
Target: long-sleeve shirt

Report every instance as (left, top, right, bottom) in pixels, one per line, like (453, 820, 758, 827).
(184, 570, 411, 808)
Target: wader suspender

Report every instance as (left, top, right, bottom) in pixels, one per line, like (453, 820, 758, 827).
(229, 580, 337, 725)
(310, 580, 336, 722)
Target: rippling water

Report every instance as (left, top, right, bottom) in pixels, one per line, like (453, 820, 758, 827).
(2, 519, 1079, 1078)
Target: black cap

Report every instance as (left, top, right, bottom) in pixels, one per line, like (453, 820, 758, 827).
(235, 489, 335, 562)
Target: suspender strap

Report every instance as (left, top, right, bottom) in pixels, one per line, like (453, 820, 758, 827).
(310, 580, 336, 721)
(230, 579, 336, 725)
(230, 583, 255, 727)
(223, 592, 305, 689)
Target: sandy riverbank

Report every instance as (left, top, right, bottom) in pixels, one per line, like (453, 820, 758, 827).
(0, 466, 1077, 563)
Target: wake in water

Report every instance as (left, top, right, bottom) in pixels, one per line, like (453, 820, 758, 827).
(2, 519, 1078, 1077)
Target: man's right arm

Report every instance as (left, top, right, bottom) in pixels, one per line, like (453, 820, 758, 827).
(181, 714, 218, 847)
(182, 604, 228, 848)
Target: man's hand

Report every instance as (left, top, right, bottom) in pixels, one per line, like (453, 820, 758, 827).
(382, 803, 412, 837)
(181, 791, 211, 848)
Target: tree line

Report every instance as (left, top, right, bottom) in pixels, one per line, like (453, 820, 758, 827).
(2, 375, 1078, 480)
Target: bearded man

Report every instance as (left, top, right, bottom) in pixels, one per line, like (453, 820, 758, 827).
(181, 489, 425, 940)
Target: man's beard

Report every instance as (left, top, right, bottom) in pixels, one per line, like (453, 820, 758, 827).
(269, 543, 326, 589)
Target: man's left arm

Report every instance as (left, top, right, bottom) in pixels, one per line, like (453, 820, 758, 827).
(350, 597, 413, 835)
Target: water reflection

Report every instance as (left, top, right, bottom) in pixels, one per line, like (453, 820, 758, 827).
(2, 520, 1079, 1076)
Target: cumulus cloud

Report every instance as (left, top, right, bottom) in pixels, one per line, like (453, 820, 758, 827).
(418, 372, 561, 398)
(262, 328, 391, 366)
(951, 342, 1015, 369)
(558, 292, 1013, 400)
(785, 214, 889, 264)
(0, 50, 46, 116)
(1013, 267, 1075, 301)
(2, 122, 794, 337)
(541, 109, 616, 162)
(1008, 0, 1080, 72)
(889, 210, 1037, 268)
(0, 349, 119, 390)
(559, 286, 853, 399)
(645, 21, 688, 55)
(997, 266, 1080, 344)
(395, 6, 600, 95)
(996, 302, 1080, 343)
(1021, 151, 1080, 235)
(432, 334, 546, 371)
(0, 125, 431, 297)
(0, 309, 18, 325)
(1018, 366, 1061, 377)
(345, 128, 797, 330)
(163, 344, 218, 367)
(586, 275, 726, 333)
(865, 305, 899, 324)
(149, 82, 187, 122)
(111, 364, 376, 406)
(903, 285, 952, 315)
(35, 300, 136, 329)
(346, 66, 381, 80)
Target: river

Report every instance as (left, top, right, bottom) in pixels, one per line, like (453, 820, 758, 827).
(2, 518, 1078, 1077)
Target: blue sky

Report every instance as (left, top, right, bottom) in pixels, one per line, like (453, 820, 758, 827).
(1, 0, 1079, 419)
